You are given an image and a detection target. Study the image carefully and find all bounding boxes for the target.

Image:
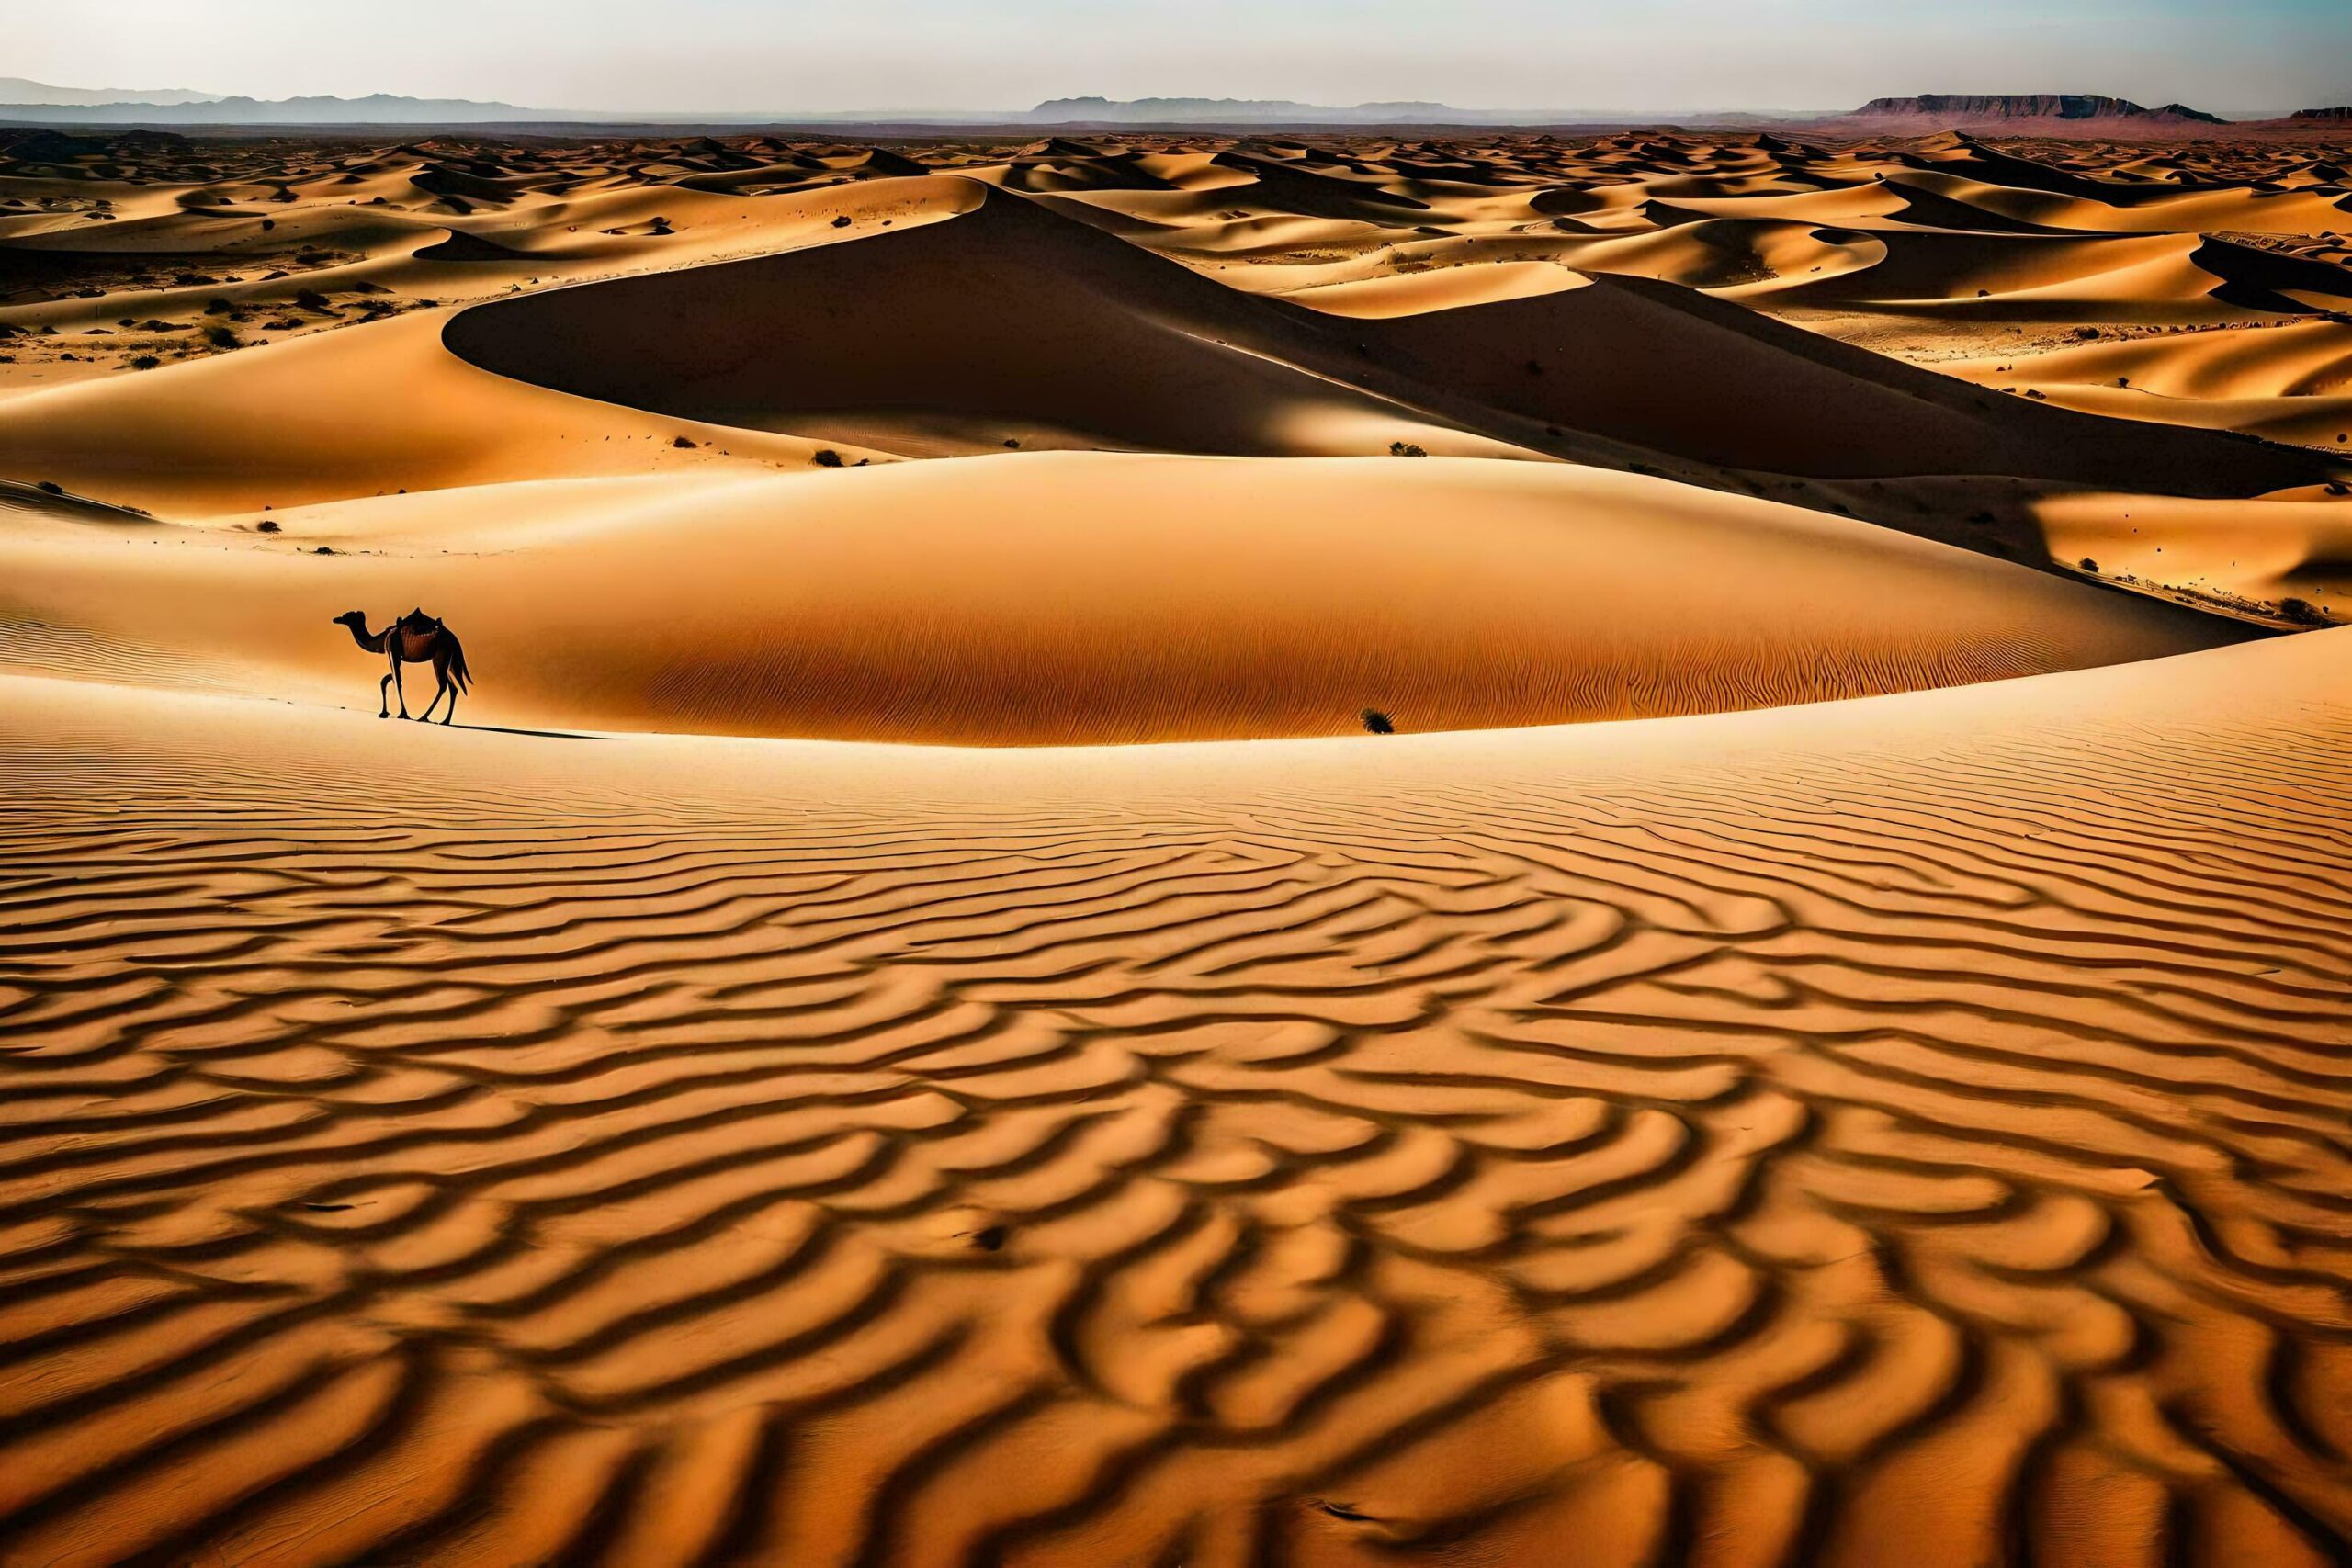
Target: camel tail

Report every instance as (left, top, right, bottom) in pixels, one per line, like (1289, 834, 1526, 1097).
(446, 632, 473, 693)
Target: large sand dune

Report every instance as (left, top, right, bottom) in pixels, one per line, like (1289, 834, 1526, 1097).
(0, 456, 2248, 742)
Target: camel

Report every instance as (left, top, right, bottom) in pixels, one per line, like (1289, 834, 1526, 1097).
(334, 608, 473, 723)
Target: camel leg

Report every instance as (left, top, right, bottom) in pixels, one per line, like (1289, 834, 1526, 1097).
(438, 671, 457, 726)
(420, 671, 450, 725)
(389, 650, 411, 719)
(378, 671, 394, 718)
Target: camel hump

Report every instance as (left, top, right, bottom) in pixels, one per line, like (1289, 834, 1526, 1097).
(398, 607, 443, 633)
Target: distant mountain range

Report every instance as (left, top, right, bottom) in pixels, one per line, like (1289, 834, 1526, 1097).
(0, 77, 2336, 134)
(0, 76, 220, 107)
(1027, 96, 1462, 124)
(0, 85, 550, 125)
(1849, 94, 2226, 125)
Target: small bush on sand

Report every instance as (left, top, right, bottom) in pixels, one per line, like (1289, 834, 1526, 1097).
(202, 324, 240, 349)
(293, 288, 331, 311)
(204, 297, 234, 314)
(2278, 596, 2329, 626)
(672, 435, 697, 449)
(256, 519, 280, 533)
(2079, 558, 2098, 572)
(831, 215, 851, 228)
(812, 448, 843, 468)
(1360, 708, 1396, 735)
(36, 480, 63, 494)
(130, 355, 161, 370)
(1388, 441, 1426, 457)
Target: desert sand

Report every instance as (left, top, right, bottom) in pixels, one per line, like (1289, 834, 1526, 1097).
(3, 120, 2350, 1564)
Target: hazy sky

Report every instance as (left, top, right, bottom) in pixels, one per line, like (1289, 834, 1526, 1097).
(17, 0, 2348, 112)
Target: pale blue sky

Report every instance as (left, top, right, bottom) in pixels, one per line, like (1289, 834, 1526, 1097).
(12, 0, 2346, 113)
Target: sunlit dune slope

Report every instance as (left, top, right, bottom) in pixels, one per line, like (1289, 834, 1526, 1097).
(0, 455, 2250, 743)
(0, 310, 847, 514)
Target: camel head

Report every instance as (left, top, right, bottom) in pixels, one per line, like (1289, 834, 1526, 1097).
(333, 610, 368, 630)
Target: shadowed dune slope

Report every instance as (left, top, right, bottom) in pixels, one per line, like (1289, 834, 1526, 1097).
(441, 181, 1500, 460)
(0, 456, 2251, 743)
(442, 183, 2338, 494)
(0, 626, 2347, 1564)
(1359, 272, 2336, 487)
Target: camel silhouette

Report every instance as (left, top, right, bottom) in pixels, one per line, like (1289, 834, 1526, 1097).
(335, 608, 472, 723)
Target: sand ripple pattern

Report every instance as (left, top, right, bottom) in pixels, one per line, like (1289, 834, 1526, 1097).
(1, 689, 2348, 1565)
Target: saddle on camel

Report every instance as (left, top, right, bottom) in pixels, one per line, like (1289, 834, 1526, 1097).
(333, 607, 473, 724)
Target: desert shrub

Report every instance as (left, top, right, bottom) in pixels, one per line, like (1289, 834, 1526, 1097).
(2072, 325, 2100, 340)
(812, 448, 843, 468)
(2278, 596, 2329, 625)
(293, 288, 331, 310)
(256, 519, 280, 532)
(1360, 708, 1396, 735)
(204, 297, 234, 314)
(130, 355, 160, 370)
(35, 480, 62, 494)
(2079, 557, 2098, 572)
(672, 435, 697, 449)
(201, 324, 241, 348)
(1387, 440, 1426, 457)
(831, 215, 851, 228)
(260, 218, 275, 231)
(313, 546, 335, 555)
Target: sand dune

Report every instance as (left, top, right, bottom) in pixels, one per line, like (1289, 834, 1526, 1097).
(0, 456, 2249, 742)
(441, 180, 2337, 503)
